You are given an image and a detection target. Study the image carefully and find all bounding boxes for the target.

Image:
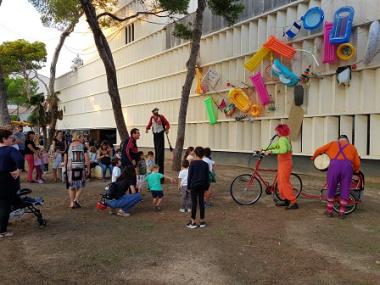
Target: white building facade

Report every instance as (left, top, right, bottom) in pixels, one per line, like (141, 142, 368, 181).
(56, 0, 380, 160)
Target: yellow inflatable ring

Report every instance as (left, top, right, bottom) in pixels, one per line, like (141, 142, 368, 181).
(228, 88, 251, 113)
(336, 43, 356, 60)
(250, 104, 261, 117)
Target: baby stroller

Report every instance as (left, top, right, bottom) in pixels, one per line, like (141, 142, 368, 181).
(9, 188, 46, 227)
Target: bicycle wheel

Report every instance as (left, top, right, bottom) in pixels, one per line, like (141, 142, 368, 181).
(273, 173, 303, 201)
(333, 192, 357, 215)
(230, 174, 262, 205)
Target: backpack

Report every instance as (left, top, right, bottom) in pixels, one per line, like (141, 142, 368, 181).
(69, 144, 85, 170)
(103, 182, 125, 200)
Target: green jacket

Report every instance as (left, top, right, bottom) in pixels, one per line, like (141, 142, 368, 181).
(267, 137, 292, 154)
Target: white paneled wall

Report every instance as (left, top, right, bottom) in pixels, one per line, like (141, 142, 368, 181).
(56, 0, 380, 158)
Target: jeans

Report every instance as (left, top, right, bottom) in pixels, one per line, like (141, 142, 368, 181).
(99, 163, 113, 178)
(0, 199, 12, 233)
(106, 193, 142, 213)
(190, 188, 206, 220)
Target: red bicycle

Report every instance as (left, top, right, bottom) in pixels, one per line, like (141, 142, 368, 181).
(230, 151, 303, 205)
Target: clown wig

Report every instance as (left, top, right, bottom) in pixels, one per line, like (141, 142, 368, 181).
(275, 124, 291, 137)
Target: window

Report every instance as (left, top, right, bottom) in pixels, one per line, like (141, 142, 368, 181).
(125, 23, 135, 44)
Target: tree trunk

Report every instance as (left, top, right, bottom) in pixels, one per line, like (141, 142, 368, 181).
(172, 0, 206, 171)
(80, 0, 129, 141)
(0, 71, 11, 126)
(48, 20, 78, 146)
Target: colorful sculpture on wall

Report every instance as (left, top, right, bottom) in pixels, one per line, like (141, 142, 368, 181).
(264, 35, 296, 59)
(271, 59, 299, 87)
(244, 46, 271, 72)
(364, 20, 380, 65)
(250, 72, 271, 105)
(322, 21, 337, 63)
(301, 7, 325, 30)
(204, 96, 218, 124)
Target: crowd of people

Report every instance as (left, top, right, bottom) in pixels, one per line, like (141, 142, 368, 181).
(0, 119, 361, 239)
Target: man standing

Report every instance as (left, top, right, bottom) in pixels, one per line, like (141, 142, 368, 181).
(146, 108, 170, 174)
(121, 128, 141, 168)
(13, 125, 26, 171)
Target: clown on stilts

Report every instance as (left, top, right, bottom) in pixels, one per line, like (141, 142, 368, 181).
(264, 124, 299, 210)
(312, 135, 361, 218)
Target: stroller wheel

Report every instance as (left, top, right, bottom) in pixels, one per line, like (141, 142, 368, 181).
(38, 219, 47, 227)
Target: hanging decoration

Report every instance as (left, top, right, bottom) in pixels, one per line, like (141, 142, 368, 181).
(330, 6, 355, 44)
(244, 46, 271, 72)
(322, 21, 337, 64)
(284, 21, 302, 40)
(271, 59, 299, 87)
(364, 20, 380, 65)
(287, 105, 304, 141)
(301, 7, 325, 30)
(249, 72, 271, 105)
(336, 65, 352, 86)
(201, 69, 220, 93)
(228, 88, 252, 113)
(204, 96, 218, 124)
(195, 66, 204, 94)
(263, 35, 296, 59)
(336, 43, 355, 61)
(294, 85, 304, 106)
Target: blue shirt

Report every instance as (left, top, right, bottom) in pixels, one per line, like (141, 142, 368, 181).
(0, 146, 24, 172)
(145, 172, 164, 191)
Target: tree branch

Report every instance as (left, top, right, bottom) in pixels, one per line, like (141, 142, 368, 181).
(96, 9, 170, 22)
(33, 70, 49, 95)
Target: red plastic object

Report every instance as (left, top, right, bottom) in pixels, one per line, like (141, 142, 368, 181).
(263, 35, 296, 59)
(322, 22, 337, 64)
(96, 202, 107, 210)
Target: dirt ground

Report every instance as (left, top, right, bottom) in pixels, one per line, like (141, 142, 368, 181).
(0, 163, 379, 285)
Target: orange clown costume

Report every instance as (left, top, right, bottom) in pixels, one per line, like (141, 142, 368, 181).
(267, 137, 296, 205)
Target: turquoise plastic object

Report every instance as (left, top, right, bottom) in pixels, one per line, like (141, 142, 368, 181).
(271, 59, 299, 87)
(302, 7, 324, 30)
(330, 6, 355, 44)
(204, 96, 218, 125)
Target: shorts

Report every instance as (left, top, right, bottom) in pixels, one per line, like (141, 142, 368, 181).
(53, 153, 63, 169)
(151, 191, 164, 198)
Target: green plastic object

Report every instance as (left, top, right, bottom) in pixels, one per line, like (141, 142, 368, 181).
(204, 96, 218, 125)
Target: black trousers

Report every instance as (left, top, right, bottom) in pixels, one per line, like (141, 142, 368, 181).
(191, 188, 206, 220)
(153, 131, 165, 174)
(0, 199, 12, 233)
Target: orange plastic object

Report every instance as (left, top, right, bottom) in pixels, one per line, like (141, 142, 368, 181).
(244, 46, 270, 72)
(228, 88, 251, 113)
(263, 35, 296, 59)
(195, 67, 204, 94)
(250, 104, 261, 117)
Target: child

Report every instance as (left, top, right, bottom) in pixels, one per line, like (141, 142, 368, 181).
(146, 151, 155, 174)
(203, 147, 216, 207)
(145, 164, 174, 211)
(184, 146, 195, 163)
(41, 148, 49, 174)
(112, 158, 122, 183)
(136, 151, 147, 191)
(178, 159, 191, 213)
(34, 150, 44, 184)
(187, 147, 210, 229)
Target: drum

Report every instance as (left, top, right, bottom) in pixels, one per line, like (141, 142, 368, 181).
(313, 154, 330, 171)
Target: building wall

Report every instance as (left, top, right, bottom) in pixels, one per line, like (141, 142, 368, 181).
(56, 0, 380, 159)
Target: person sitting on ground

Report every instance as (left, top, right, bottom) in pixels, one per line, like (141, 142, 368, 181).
(178, 159, 191, 213)
(145, 164, 174, 211)
(312, 135, 360, 218)
(187, 147, 210, 229)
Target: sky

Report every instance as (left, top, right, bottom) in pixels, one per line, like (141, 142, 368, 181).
(0, 0, 94, 78)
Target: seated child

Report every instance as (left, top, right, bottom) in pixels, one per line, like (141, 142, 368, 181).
(145, 164, 174, 211)
(178, 160, 191, 213)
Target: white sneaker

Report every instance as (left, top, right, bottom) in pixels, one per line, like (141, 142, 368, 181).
(179, 208, 186, 213)
(117, 210, 130, 217)
(186, 209, 192, 212)
(38, 179, 44, 184)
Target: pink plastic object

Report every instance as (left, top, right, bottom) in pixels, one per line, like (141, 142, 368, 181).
(250, 72, 270, 106)
(322, 22, 337, 64)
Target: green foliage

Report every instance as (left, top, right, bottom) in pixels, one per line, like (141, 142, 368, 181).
(173, 22, 193, 40)
(28, 93, 48, 126)
(0, 39, 47, 75)
(208, 0, 244, 25)
(5, 77, 37, 107)
(157, 0, 190, 14)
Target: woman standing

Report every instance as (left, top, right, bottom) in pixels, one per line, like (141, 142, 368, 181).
(24, 131, 39, 183)
(51, 131, 67, 183)
(97, 141, 113, 181)
(265, 124, 298, 210)
(64, 132, 90, 209)
(0, 129, 23, 238)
